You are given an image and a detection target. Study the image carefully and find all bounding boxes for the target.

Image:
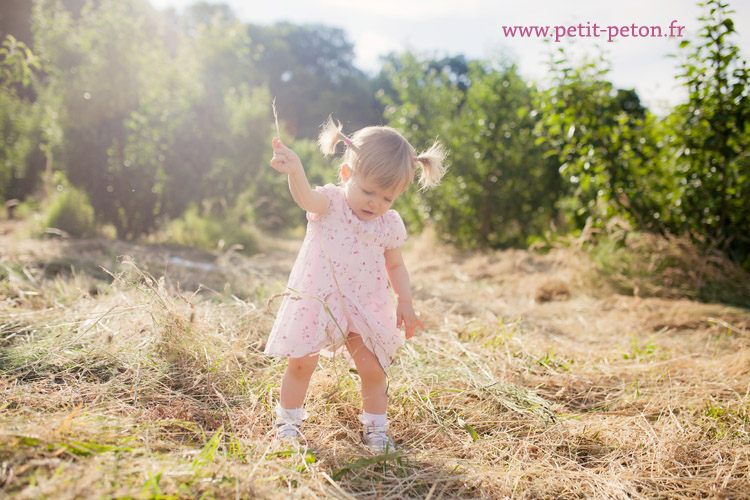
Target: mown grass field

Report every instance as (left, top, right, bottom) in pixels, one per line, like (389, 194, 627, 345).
(1, 221, 749, 499)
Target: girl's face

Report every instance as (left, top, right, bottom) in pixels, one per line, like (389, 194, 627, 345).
(342, 165, 402, 221)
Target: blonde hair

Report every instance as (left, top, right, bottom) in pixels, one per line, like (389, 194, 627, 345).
(317, 117, 447, 192)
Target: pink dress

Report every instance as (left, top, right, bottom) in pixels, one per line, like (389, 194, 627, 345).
(265, 183, 407, 372)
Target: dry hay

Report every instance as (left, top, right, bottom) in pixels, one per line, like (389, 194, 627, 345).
(1, 223, 749, 499)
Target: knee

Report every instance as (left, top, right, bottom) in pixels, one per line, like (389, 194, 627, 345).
(287, 357, 316, 379)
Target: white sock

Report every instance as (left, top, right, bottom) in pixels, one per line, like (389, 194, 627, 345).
(361, 411, 387, 427)
(276, 404, 307, 423)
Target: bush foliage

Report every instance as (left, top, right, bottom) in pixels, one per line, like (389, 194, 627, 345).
(0, 0, 748, 271)
(38, 174, 96, 238)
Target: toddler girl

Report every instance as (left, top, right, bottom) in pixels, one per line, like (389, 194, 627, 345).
(266, 117, 446, 452)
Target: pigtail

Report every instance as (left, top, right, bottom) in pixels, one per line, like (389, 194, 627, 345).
(317, 116, 355, 156)
(414, 140, 448, 190)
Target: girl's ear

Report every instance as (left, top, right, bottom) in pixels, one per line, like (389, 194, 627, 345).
(341, 164, 352, 182)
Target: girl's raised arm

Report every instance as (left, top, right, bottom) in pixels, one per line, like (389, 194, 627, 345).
(270, 137, 328, 215)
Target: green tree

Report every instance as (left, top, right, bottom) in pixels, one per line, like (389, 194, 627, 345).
(31, 0, 272, 238)
(535, 49, 669, 232)
(450, 61, 560, 247)
(247, 23, 382, 139)
(150, 5, 268, 219)
(380, 52, 561, 248)
(378, 53, 460, 233)
(32, 0, 170, 237)
(672, 0, 750, 264)
(0, 34, 44, 203)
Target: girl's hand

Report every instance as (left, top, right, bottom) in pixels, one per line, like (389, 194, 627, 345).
(396, 299, 424, 340)
(270, 137, 304, 176)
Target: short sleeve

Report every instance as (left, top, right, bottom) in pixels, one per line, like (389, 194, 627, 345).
(306, 183, 340, 222)
(385, 210, 408, 249)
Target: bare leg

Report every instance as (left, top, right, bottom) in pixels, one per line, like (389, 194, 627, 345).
(346, 332, 388, 414)
(280, 353, 319, 409)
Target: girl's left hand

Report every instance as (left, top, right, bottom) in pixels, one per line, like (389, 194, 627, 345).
(396, 300, 424, 339)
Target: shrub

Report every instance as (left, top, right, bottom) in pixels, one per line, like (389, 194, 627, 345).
(39, 181, 96, 238)
(159, 200, 257, 254)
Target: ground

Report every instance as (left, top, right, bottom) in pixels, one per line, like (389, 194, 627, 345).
(1, 220, 749, 499)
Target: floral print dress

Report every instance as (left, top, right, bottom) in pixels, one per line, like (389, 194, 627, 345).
(265, 183, 407, 372)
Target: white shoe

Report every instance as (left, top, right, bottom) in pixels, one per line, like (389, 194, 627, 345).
(359, 415, 396, 453)
(274, 421, 302, 443)
(273, 405, 307, 445)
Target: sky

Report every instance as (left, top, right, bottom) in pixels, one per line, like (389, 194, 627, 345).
(150, 0, 750, 114)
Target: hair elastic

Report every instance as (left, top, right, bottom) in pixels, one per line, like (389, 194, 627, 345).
(342, 137, 353, 147)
